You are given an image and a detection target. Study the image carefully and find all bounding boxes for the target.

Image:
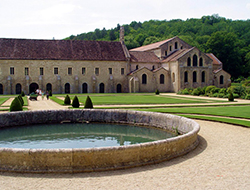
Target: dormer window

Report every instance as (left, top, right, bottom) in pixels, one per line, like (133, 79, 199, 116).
(165, 51, 168, 56)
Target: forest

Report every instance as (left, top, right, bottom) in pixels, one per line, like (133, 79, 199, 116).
(65, 14, 250, 80)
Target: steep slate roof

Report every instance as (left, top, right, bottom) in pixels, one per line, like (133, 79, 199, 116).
(0, 38, 127, 61)
(129, 51, 160, 63)
(206, 53, 222, 65)
(130, 37, 176, 52)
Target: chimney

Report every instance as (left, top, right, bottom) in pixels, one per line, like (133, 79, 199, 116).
(120, 26, 124, 42)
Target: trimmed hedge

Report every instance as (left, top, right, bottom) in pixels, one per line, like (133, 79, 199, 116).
(72, 96, 80, 108)
(10, 97, 23, 112)
(84, 96, 93, 109)
(64, 95, 71, 105)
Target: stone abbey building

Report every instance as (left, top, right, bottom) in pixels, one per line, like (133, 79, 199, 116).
(0, 27, 230, 95)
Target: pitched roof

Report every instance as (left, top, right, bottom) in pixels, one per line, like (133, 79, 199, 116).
(129, 51, 160, 63)
(130, 37, 176, 52)
(0, 38, 127, 61)
(161, 48, 194, 62)
(206, 53, 222, 65)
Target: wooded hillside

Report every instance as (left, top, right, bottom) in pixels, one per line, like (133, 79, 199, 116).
(65, 14, 250, 79)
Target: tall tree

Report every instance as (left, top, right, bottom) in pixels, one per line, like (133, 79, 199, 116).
(206, 31, 241, 78)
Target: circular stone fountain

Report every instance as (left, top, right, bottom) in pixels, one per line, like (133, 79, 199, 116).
(0, 109, 200, 173)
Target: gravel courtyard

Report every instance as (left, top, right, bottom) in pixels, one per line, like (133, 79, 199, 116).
(0, 96, 249, 190)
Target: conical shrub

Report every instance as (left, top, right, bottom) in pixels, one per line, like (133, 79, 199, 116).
(228, 92, 234, 101)
(72, 95, 80, 108)
(64, 95, 71, 105)
(18, 94, 24, 106)
(10, 97, 23, 112)
(21, 91, 25, 97)
(84, 96, 93, 109)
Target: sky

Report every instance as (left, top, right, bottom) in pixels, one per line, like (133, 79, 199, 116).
(0, 0, 249, 40)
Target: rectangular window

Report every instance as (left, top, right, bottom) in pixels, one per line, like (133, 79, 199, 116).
(25, 67, 29, 76)
(10, 67, 14, 75)
(40, 67, 44, 75)
(68, 67, 72, 75)
(54, 67, 58, 75)
(82, 67, 86, 75)
(95, 68, 99, 75)
(108, 68, 112, 75)
(121, 68, 124, 75)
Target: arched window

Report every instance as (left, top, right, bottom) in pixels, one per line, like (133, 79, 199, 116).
(46, 83, 52, 92)
(201, 71, 205, 83)
(0, 84, 3, 94)
(193, 55, 198, 67)
(117, 84, 122, 93)
(172, 73, 175, 82)
(187, 57, 191, 66)
(220, 75, 224, 84)
(136, 65, 139, 70)
(82, 83, 88, 93)
(152, 65, 155, 70)
(65, 83, 70, 93)
(184, 71, 188, 83)
(16, 83, 22, 94)
(142, 74, 147, 84)
(160, 74, 164, 84)
(193, 71, 197, 82)
(99, 83, 105, 93)
(199, 58, 203, 66)
(175, 42, 178, 49)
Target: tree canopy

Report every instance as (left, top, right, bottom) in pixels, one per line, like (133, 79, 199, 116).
(65, 14, 250, 79)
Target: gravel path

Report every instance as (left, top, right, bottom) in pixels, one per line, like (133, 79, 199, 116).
(0, 96, 249, 189)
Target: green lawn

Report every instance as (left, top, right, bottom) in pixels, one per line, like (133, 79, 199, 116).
(137, 106, 250, 119)
(54, 94, 223, 105)
(0, 98, 9, 105)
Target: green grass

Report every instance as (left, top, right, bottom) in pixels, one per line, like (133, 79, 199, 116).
(137, 106, 250, 119)
(0, 98, 9, 105)
(177, 114, 250, 128)
(54, 94, 223, 105)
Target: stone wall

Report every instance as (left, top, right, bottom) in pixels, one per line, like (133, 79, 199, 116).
(0, 110, 200, 173)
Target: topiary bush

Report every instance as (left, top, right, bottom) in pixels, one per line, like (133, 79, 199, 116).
(84, 96, 93, 109)
(64, 95, 71, 105)
(18, 94, 24, 106)
(10, 97, 23, 112)
(21, 91, 25, 97)
(228, 92, 234, 101)
(155, 89, 160, 95)
(72, 96, 80, 108)
(192, 87, 202, 96)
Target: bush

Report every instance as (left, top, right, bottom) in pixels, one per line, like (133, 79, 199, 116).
(64, 95, 71, 105)
(49, 90, 52, 96)
(182, 88, 190, 95)
(205, 86, 216, 96)
(217, 93, 224, 98)
(10, 97, 23, 112)
(155, 89, 160, 95)
(84, 96, 93, 108)
(219, 88, 227, 95)
(233, 93, 239, 98)
(72, 96, 80, 108)
(245, 94, 250, 100)
(228, 92, 234, 101)
(192, 88, 202, 96)
(233, 86, 246, 98)
(210, 93, 218, 97)
(18, 95, 24, 106)
(21, 91, 25, 97)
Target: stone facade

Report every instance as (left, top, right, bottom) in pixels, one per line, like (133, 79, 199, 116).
(0, 28, 231, 94)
